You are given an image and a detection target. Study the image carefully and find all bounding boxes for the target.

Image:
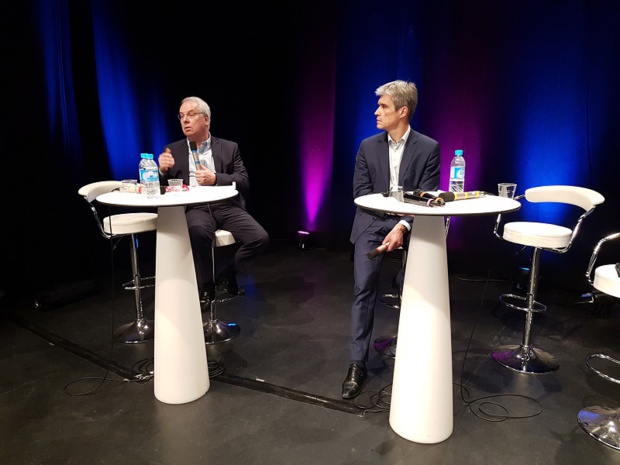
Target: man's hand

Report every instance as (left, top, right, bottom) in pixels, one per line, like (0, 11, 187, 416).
(158, 148, 175, 173)
(195, 166, 217, 186)
(383, 223, 408, 251)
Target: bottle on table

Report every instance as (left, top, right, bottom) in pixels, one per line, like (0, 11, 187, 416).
(449, 149, 465, 193)
(139, 153, 160, 199)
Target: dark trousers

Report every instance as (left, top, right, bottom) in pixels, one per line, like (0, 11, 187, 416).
(185, 203, 269, 291)
(349, 216, 403, 364)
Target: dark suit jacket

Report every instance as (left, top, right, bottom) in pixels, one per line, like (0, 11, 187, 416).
(350, 129, 441, 243)
(160, 137, 249, 210)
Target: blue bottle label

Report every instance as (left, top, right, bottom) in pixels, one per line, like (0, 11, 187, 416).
(450, 166, 464, 180)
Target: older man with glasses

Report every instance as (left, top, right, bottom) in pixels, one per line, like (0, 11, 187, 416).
(158, 96, 269, 308)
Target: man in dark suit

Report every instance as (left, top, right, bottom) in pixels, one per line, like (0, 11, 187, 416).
(342, 80, 440, 399)
(157, 96, 269, 306)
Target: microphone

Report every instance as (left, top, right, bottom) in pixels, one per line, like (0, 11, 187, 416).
(367, 242, 390, 259)
(189, 141, 201, 168)
(438, 191, 485, 202)
(404, 191, 444, 206)
(411, 189, 445, 206)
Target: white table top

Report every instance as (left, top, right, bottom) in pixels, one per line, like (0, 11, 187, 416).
(354, 192, 521, 217)
(96, 185, 238, 208)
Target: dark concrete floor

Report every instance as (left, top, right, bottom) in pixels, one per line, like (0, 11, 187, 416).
(2, 242, 620, 465)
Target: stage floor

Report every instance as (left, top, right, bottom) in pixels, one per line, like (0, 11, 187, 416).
(2, 242, 620, 465)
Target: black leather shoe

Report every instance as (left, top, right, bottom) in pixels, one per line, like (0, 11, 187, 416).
(225, 275, 245, 296)
(342, 363, 367, 399)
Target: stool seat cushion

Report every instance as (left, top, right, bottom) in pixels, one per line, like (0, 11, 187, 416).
(594, 264, 620, 299)
(214, 229, 236, 247)
(102, 212, 158, 236)
(503, 221, 572, 249)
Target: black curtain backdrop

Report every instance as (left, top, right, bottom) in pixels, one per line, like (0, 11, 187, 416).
(3, 0, 620, 303)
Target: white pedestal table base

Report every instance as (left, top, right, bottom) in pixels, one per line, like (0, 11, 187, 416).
(153, 206, 210, 404)
(389, 215, 453, 443)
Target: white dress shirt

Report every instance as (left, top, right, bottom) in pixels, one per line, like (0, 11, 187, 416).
(188, 137, 215, 186)
(388, 127, 412, 232)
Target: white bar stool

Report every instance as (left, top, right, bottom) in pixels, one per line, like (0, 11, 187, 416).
(492, 185, 604, 374)
(203, 229, 241, 344)
(578, 233, 620, 450)
(78, 181, 157, 343)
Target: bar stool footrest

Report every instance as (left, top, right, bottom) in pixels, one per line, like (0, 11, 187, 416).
(216, 294, 242, 304)
(499, 293, 547, 313)
(122, 276, 155, 291)
(586, 353, 620, 385)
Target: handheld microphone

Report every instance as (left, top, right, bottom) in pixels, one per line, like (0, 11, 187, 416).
(404, 191, 444, 207)
(411, 189, 445, 206)
(438, 191, 485, 202)
(189, 141, 201, 168)
(367, 242, 390, 259)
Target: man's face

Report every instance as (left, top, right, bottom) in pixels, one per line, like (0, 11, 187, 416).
(375, 94, 404, 131)
(178, 102, 209, 139)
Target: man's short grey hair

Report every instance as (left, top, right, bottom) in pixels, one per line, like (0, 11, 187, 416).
(181, 96, 211, 120)
(375, 80, 418, 121)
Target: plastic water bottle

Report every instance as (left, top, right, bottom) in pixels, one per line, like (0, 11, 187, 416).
(449, 149, 465, 192)
(139, 153, 160, 199)
(138, 153, 149, 193)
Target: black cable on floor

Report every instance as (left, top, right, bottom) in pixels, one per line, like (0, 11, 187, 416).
(361, 239, 544, 421)
(454, 239, 544, 422)
(351, 384, 392, 414)
(62, 209, 154, 396)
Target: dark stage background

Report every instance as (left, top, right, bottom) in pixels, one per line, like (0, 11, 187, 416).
(2, 0, 619, 303)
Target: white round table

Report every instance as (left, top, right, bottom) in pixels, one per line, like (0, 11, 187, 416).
(97, 186, 237, 404)
(354, 192, 521, 443)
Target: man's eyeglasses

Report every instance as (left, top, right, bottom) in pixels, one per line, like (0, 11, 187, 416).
(177, 112, 203, 121)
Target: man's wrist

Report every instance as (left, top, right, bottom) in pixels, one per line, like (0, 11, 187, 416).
(397, 221, 410, 232)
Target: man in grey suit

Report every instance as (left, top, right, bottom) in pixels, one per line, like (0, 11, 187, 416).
(342, 80, 440, 399)
(157, 96, 269, 307)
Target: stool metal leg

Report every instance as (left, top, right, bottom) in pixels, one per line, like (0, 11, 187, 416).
(492, 248, 559, 374)
(203, 236, 241, 344)
(115, 234, 155, 344)
(203, 299, 241, 344)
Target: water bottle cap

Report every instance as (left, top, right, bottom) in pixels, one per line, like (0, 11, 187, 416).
(455, 150, 463, 156)
(140, 152, 149, 158)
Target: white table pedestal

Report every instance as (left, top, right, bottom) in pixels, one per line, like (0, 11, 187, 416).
(389, 215, 453, 443)
(96, 187, 239, 404)
(153, 206, 209, 404)
(354, 193, 520, 444)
